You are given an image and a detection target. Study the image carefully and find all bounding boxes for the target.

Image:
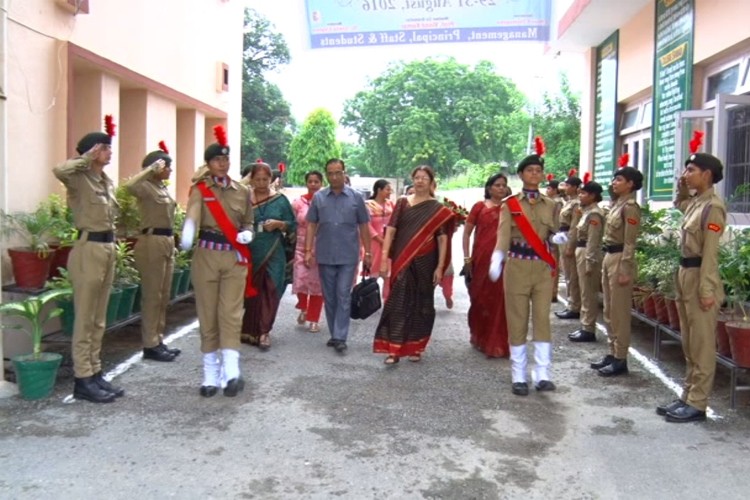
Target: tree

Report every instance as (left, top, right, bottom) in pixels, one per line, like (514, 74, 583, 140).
(287, 109, 342, 186)
(240, 9, 295, 169)
(530, 73, 581, 180)
(341, 58, 529, 179)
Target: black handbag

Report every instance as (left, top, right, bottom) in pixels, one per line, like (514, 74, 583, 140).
(350, 276, 381, 320)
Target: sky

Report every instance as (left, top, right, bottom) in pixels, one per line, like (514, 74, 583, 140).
(246, 0, 584, 139)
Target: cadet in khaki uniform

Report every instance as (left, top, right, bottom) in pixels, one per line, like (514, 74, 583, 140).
(569, 179, 605, 342)
(545, 175, 564, 302)
(555, 170, 583, 319)
(591, 161, 643, 377)
(657, 150, 726, 423)
(489, 144, 559, 396)
(53, 116, 122, 404)
(124, 141, 180, 363)
(181, 127, 254, 398)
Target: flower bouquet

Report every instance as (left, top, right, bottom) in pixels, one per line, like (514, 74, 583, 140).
(442, 197, 469, 225)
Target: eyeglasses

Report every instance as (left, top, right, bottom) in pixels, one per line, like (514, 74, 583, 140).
(413, 176, 431, 182)
(326, 170, 345, 177)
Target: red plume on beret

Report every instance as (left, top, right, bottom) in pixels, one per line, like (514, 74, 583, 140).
(546, 173, 554, 182)
(689, 130, 704, 154)
(583, 171, 592, 184)
(158, 140, 169, 154)
(278, 162, 286, 173)
(104, 115, 116, 137)
(534, 136, 545, 156)
(568, 168, 577, 177)
(618, 153, 630, 168)
(213, 125, 228, 147)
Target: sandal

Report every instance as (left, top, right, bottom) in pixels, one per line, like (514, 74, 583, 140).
(297, 311, 306, 325)
(258, 333, 271, 350)
(309, 322, 320, 333)
(384, 355, 399, 365)
(408, 354, 422, 362)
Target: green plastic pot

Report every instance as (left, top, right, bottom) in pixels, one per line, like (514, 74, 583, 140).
(12, 352, 63, 400)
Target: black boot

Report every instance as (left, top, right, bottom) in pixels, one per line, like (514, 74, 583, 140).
(590, 355, 614, 370)
(598, 358, 628, 377)
(143, 344, 177, 362)
(93, 371, 124, 398)
(555, 309, 580, 319)
(569, 330, 596, 342)
(74, 376, 116, 403)
(224, 377, 245, 397)
(159, 342, 181, 356)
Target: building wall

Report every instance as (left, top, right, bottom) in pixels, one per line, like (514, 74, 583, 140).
(618, 2, 654, 103)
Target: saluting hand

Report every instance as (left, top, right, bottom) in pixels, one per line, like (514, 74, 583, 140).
(149, 159, 166, 174)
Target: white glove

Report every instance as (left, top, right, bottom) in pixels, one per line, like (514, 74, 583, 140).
(236, 230, 254, 244)
(149, 159, 166, 174)
(489, 250, 505, 282)
(180, 219, 196, 251)
(551, 231, 569, 245)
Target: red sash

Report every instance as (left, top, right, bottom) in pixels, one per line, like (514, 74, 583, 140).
(195, 181, 257, 297)
(506, 196, 557, 273)
(390, 205, 454, 285)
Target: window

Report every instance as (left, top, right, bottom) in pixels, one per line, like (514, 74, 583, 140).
(724, 104, 750, 214)
(619, 99, 652, 136)
(706, 64, 740, 103)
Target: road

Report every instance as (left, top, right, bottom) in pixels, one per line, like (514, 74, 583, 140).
(2, 226, 750, 499)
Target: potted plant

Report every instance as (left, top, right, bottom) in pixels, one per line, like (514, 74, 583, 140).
(175, 248, 192, 296)
(722, 226, 750, 367)
(113, 241, 139, 322)
(40, 194, 77, 279)
(0, 288, 73, 399)
(115, 185, 141, 246)
(45, 268, 75, 336)
(0, 206, 58, 289)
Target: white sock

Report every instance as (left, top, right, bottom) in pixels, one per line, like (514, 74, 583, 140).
(202, 352, 221, 387)
(221, 348, 240, 382)
(532, 342, 552, 383)
(510, 344, 528, 383)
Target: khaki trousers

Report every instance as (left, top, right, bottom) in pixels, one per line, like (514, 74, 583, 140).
(69, 239, 116, 378)
(134, 234, 175, 348)
(551, 246, 560, 299)
(575, 248, 601, 332)
(562, 251, 581, 311)
(191, 247, 246, 353)
(504, 258, 553, 345)
(676, 268, 718, 411)
(601, 252, 635, 359)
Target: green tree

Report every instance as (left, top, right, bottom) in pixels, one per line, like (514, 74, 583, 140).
(240, 9, 295, 169)
(530, 73, 581, 180)
(341, 58, 528, 179)
(287, 109, 342, 186)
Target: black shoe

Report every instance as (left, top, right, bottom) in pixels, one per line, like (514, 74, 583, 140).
(143, 344, 176, 362)
(73, 376, 116, 403)
(199, 385, 218, 398)
(93, 371, 124, 398)
(590, 355, 615, 370)
(656, 399, 685, 416)
(598, 358, 628, 377)
(334, 341, 348, 353)
(511, 382, 529, 396)
(551, 296, 559, 303)
(665, 404, 706, 423)
(326, 338, 336, 347)
(535, 380, 556, 392)
(159, 342, 181, 356)
(569, 330, 596, 342)
(224, 377, 245, 397)
(555, 309, 580, 319)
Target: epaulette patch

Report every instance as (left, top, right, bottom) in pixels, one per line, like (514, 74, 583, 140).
(707, 223, 722, 233)
(627, 218, 638, 225)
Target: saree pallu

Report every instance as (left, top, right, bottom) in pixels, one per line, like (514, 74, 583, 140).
(242, 194, 296, 335)
(467, 202, 509, 358)
(373, 199, 454, 357)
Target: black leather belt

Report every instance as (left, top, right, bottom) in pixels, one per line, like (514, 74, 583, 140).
(680, 257, 702, 268)
(78, 230, 114, 243)
(559, 225, 570, 232)
(603, 244, 624, 253)
(198, 230, 229, 244)
(509, 243, 540, 259)
(576, 240, 586, 248)
(142, 227, 173, 237)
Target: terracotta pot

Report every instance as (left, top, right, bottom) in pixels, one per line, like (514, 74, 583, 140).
(643, 294, 657, 319)
(7, 247, 55, 290)
(716, 316, 732, 358)
(48, 245, 73, 280)
(664, 297, 681, 331)
(653, 293, 670, 324)
(726, 321, 750, 368)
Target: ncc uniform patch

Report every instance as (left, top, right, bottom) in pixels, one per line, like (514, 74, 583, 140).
(707, 223, 722, 233)
(627, 218, 638, 225)
(589, 219, 599, 225)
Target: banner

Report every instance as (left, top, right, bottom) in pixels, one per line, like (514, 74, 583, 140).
(593, 31, 618, 183)
(649, 0, 694, 200)
(305, 0, 551, 49)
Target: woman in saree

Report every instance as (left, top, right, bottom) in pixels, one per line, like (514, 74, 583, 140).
(373, 166, 455, 365)
(462, 173, 511, 358)
(365, 179, 394, 300)
(241, 162, 296, 350)
(292, 170, 325, 333)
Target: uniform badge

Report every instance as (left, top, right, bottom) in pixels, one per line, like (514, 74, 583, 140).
(707, 223, 722, 233)
(589, 219, 599, 225)
(627, 218, 638, 225)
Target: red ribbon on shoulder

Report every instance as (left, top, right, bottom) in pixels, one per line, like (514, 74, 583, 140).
(506, 196, 557, 274)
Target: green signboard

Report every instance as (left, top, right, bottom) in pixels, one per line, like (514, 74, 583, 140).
(649, 0, 694, 200)
(593, 31, 618, 182)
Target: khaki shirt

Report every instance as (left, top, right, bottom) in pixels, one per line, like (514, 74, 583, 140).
(498, 191, 559, 253)
(560, 198, 581, 255)
(576, 203, 604, 273)
(675, 187, 726, 299)
(124, 166, 176, 231)
(53, 157, 118, 232)
(603, 192, 640, 276)
(185, 176, 253, 233)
